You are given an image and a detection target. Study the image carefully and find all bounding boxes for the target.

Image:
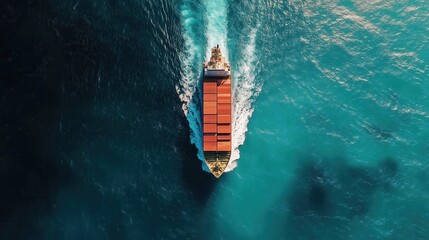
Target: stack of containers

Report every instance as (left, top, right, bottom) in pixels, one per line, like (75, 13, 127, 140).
(216, 78, 231, 151)
(203, 81, 217, 151)
(203, 77, 231, 152)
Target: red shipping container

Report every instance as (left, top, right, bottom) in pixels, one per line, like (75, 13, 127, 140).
(218, 108, 230, 115)
(204, 82, 217, 93)
(217, 103, 230, 114)
(203, 107, 216, 114)
(204, 94, 217, 101)
(204, 141, 217, 151)
(204, 115, 217, 123)
(217, 124, 231, 133)
(217, 141, 231, 151)
(217, 134, 231, 140)
(204, 82, 216, 87)
(204, 134, 217, 142)
(204, 124, 217, 133)
(218, 87, 231, 94)
(218, 94, 231, 103)
(217, 115, 231, 124)
(204, 102, 216, 109)
(217, 103, 229, 109)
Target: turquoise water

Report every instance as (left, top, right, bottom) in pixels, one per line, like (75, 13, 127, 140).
(2, 0, 429, 238)
(178, 0, 429, 238)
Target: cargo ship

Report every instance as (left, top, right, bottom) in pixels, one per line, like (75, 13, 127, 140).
(202, 45, 232, 178)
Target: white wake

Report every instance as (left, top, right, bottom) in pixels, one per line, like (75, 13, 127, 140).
(204, 0, 228, 59)
(227, 27, 261, 171)
(177, 1, 205, 168)
(177, 0, 261, 172)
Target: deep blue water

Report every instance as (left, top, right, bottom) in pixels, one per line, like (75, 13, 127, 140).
(1, 0, 429, 239)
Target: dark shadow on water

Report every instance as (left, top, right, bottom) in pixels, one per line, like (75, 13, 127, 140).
(377, 156, 399, 192)
(264, 155, 400, 239)
(177, 115, 217, 206)
(176, 67, 217, 205)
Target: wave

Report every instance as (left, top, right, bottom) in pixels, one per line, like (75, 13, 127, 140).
(177, 1, 206, 169)
(227, 26, 261, 171)
(177, 0, 261, 173)
(204, 0, 228, 59)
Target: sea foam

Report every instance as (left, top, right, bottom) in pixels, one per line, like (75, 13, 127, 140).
(227, 26, 261, 171)
(177, 1, 206, 169)
(178, 0, 261, 172)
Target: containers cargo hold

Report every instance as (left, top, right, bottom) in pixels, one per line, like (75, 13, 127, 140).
(203, 82, 217, 88)
(203, 76, 231, 147)
(218, 94, 231, 103)
(204, 102, 216, 109)
(204, 94, 217, 101)
(217, 103, 231, 114)
(217, 141, 231, 151)
(217, 115, 231, 124)
(203, 82, 217, 94)
(204, 134, 217, 142)
(218, 86, 231, 94)
(217, 124, 231, 133)
(203, 124, 217, 133)
(202, 77, 231, 148)
(203, 107, 217, 115)
(204, 141, 217, 151)
(217, 134, 231, 140)
(204, 115, 217, 123)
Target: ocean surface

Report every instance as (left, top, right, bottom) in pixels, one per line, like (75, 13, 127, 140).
(1, 0, 429, 239)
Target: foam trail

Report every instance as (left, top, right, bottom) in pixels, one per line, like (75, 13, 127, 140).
(227, 27, 261, 171)
(177, 1, 206, 169)
(204, 0, 228, 59)
(177, 0, 230, 172)
(178, 0, 261, 172)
